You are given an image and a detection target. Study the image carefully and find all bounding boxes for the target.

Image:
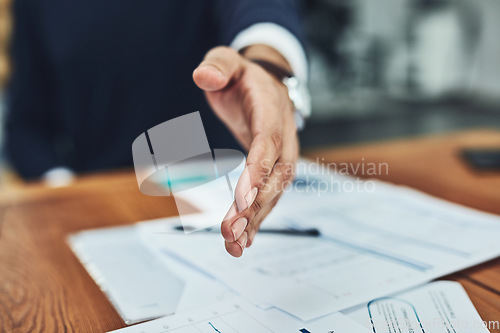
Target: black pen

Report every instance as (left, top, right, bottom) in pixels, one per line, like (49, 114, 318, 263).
(174, 225, 320, 237)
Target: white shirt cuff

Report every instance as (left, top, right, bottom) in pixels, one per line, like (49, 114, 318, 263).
(230, 23, 308, 83)
(43, 167, 75, 187)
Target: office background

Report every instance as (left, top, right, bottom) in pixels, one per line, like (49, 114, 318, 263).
(0, 0, 499, 182)
(300, 0, 500, 148)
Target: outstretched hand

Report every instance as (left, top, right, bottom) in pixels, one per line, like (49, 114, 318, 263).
(193, 45, 299, 257)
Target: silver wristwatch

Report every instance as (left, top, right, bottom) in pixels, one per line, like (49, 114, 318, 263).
(251, 59, 311, 131)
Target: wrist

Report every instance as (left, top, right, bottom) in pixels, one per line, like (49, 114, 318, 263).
(245, 56, 311, 131)
(240, 44, 293, 74)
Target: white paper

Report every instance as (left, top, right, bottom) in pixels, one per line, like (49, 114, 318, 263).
(342, 281, 491, 333)
(71, 159, 500, 326)
(108, 295, 367, 333)
(138, 220, 429, 321)
(68, 226, 185, 324)
(136, 218, 269, 311)
(136, 159, 500, 321)
(290, 182, 500, 272)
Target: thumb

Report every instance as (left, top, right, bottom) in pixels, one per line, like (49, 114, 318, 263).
(193, 46, 244, 92)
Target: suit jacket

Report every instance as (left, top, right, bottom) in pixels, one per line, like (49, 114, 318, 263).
(5, 0, 304, 179)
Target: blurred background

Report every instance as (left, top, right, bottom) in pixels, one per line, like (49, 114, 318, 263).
(0, 0, 499, 184)
(299, 0, 500, 147)
(0, 0, 10, 183)
(0, 10, 8, 104)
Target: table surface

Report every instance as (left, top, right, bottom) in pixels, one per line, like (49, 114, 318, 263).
(1, 129, 499, 332)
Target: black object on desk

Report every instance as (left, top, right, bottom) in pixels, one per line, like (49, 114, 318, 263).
(461, 148, 500, 170)
(175, 225, 321, 237)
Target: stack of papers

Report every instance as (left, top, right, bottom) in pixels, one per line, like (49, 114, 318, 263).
(109, 281, 490, 333)
(68, 159, 500, 332)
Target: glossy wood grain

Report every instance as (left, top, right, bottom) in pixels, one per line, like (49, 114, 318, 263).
(0, 130, 499, 332)
(305, 129, 500, 215)
(0, 171, 178, 332)
(448, 276, 500, 333)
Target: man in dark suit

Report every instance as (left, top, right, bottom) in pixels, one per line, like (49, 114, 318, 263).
(5, 0, 310, 256)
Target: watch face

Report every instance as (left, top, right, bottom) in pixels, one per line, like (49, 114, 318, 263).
(299, 83, 312, 118)
(294, 110, 306, 131)
(287, 83, 311, 117)
(289, 87, 304, 110)
(283, 76, 312, 119)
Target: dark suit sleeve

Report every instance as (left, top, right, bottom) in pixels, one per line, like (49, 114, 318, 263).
(5, 0, 59, 179)
(213, 0, 305, 47)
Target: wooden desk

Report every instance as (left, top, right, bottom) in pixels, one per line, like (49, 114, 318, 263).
(1, 130, 499, 332)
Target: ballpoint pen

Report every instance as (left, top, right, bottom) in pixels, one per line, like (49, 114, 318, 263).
(174, 225, 320, 236)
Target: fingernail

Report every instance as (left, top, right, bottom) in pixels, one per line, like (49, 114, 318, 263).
(231, 217, 248, 241)
(237, 232, 248, 252)
(223, 202, 237, 222)
(244, 187, 258, 209)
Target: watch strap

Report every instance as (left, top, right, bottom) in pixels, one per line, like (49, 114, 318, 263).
(250, 59, 294, 81)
